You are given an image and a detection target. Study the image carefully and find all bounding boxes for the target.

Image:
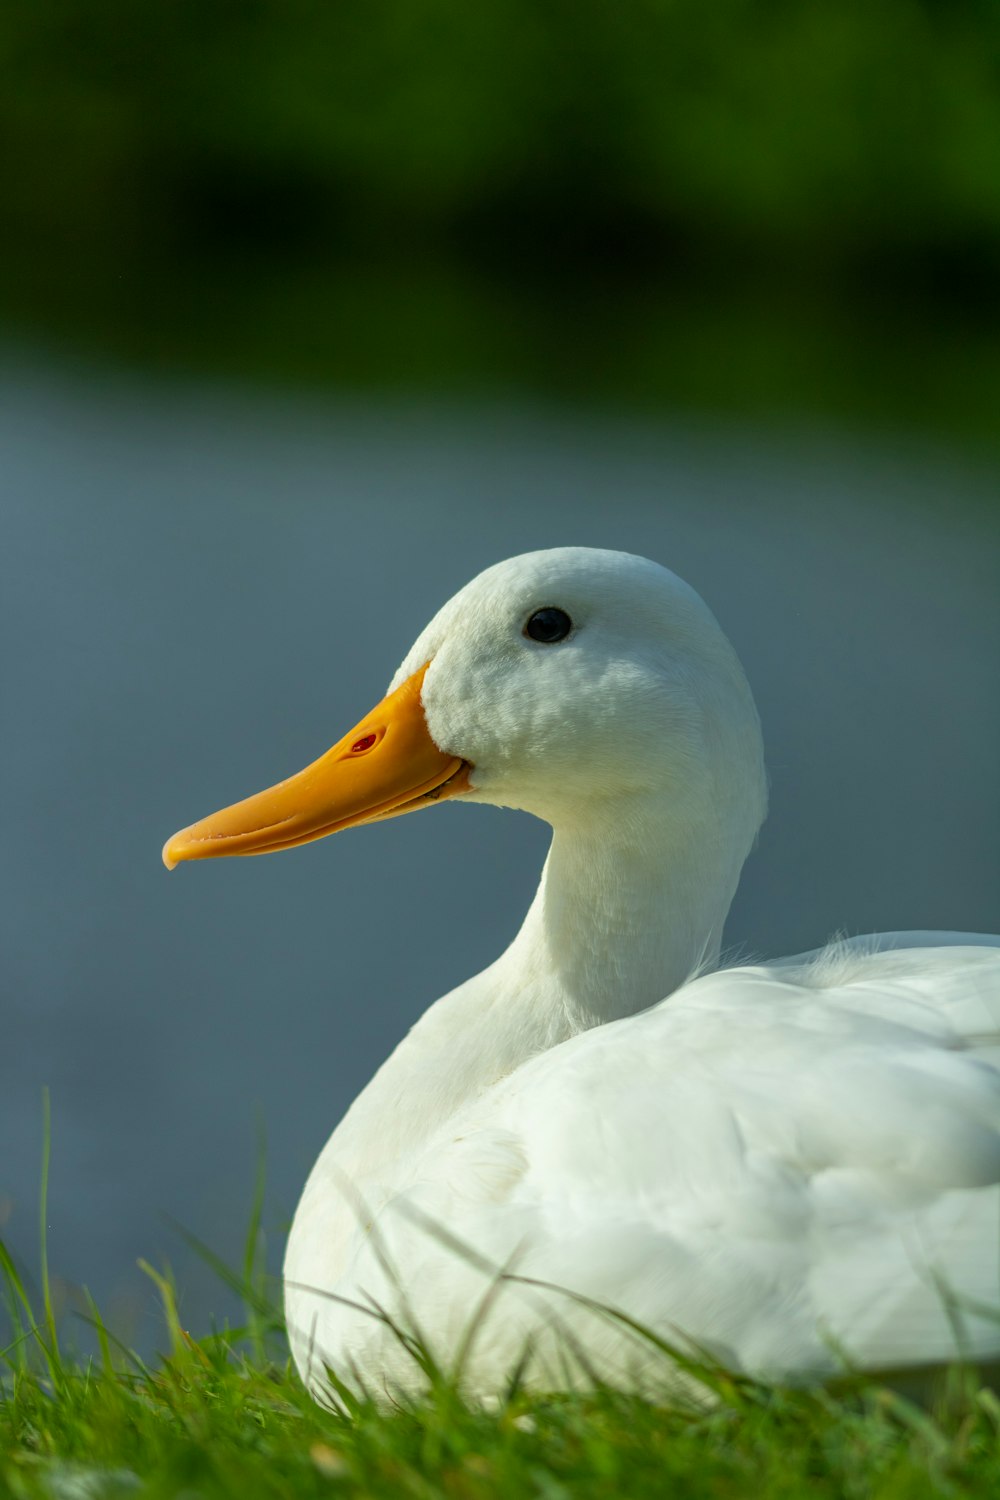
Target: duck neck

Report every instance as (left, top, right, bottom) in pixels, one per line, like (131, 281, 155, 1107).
(501, 798, 741, 1032)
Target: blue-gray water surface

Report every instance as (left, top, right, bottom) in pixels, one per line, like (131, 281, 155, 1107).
(1, 352, 998, 1348)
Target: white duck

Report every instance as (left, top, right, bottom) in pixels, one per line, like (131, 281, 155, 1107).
(164, 547, 1000, 1403)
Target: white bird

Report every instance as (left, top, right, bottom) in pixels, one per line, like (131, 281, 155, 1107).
(164, 547, 1000, 1404)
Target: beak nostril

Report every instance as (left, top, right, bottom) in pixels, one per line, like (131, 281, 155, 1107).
(351, 733, 378, 754)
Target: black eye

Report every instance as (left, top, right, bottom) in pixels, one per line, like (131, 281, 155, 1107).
(524, 607, 573, 643)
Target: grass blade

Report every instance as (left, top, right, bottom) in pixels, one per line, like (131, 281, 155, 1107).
(39, 1086, 60, 1367)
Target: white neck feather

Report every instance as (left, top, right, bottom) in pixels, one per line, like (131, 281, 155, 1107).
(512, 802, 739, 1026)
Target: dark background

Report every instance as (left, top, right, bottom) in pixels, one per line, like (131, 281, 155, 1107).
(1, 1, 998, 1349)
(3, 1, 1000, 438)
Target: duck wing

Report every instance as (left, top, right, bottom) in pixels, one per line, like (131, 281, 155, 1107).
(388, 941, 1000, 1380)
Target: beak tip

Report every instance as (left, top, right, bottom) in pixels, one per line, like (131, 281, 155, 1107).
(162, 836, 182, 871)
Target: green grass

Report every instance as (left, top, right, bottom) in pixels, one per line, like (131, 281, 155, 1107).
(3, 1105, 999, 1498)
(4, 1245, 1000, 1499)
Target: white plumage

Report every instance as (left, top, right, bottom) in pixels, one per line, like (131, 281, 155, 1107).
(212, 546, 1000, 1402)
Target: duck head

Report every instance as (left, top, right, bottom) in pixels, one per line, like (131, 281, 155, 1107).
(163, 547, 766, 868)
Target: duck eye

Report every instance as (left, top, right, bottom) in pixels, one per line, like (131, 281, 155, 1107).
(524, 607, 572, 644)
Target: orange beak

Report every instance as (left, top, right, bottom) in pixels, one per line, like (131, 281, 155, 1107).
(162, 663, 470, 869)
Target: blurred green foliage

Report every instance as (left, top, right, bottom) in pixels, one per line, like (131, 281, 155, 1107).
(3, 0, 1000, 434)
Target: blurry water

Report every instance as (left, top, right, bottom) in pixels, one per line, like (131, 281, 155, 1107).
(1, 350, 998, 1347)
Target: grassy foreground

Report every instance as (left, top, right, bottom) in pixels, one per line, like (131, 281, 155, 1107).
(5, 1346, 1000, 1500)
(3, 1261, 1000, 1500)
(1, 1121, 997, 1500)
(3, 1113, 1000, 1497)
